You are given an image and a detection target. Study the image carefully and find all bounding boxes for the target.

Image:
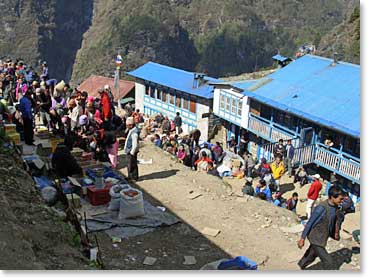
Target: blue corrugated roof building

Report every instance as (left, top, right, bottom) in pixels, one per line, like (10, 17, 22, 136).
(127, 62, 220, 99)
(272, 54, 291, 62)
(234, 55, 360, 138)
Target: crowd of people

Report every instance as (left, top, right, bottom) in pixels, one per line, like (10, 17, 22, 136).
(0, 58, 359, 270)
(144, 115, 313, 212)
(0, 58, 143, 180)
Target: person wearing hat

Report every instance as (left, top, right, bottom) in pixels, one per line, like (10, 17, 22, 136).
(306, 173, 323, 219)
(19, 88, 34, 145)
(228, 135, 237, 153)
(242, 177, 255, 196)
(124, 117, 139, 181)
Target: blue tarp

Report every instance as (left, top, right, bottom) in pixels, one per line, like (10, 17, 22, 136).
(238, 55, 360, 138)
(127, 62, 220, 99)
(272, 54, 290, 62)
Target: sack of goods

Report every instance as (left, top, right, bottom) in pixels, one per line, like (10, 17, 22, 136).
(108, 183, 131, 211)
(118, 188, 145, 219)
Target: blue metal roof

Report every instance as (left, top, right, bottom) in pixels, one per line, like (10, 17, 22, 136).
(127, 62, 220, 99)
(243, 55, 360, 138)
(272, 54, 290, 62)
(228, 80, 260, 91)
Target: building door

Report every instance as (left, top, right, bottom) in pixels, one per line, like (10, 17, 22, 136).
(301, 127, 315, 146)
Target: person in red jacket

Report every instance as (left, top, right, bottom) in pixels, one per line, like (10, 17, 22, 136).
(306, 174, 323, 219)
(98, 88, 112, 130)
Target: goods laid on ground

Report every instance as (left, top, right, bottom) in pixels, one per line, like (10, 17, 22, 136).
(118, 188, 145, 219)
(108, 184, 131, 211)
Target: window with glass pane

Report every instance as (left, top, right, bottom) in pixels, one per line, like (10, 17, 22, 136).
(145, 86, 149, 95)
(176, 94, 181, 107)
(237, 100, 242, 116)
(220, 94, 225, 109)
(157, 90, 162, 100)
(169, 92, 175, 105)
(182, 96, 189, 110)
(190, 97, 196, 113)
(162, 91, 167, 102)
(260, 104, 272, 120)
(225, 97, 230, 112)
(231, 98, 237, 113)
(250, 99, 261, 116)
(150, 87, 155, 98)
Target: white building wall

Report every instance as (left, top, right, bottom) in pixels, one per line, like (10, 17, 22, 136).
(137, 82, 211, 140)
(135, 82, 145, 111)
(213, 87, 250, 129)
(213, 88, 220, 116)
(196, 101, 210, 142)
(241, 95, 250, 129)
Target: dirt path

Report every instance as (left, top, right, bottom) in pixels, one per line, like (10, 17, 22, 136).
(95, 142, 359, 270)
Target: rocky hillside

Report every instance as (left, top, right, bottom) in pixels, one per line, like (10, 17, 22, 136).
(0, 0, 359, 83)
(0, 146, 89, 269)
(0, 0, 93, 82)
(317, 6, 360, 64)
(71, 0, 359, 84)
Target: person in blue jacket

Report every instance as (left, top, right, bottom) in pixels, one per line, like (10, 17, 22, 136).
(255, 179, 272, 202)
(19, 88, 34, 145)
(297, 186, 344, 269)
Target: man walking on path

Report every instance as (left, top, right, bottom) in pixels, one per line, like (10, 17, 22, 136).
(306, 174, 323, 219)
(124, 117, 139, 181)
(297, 186, 344, 269)
(174, 112, 182, 134)
(285, 139, 295, 176)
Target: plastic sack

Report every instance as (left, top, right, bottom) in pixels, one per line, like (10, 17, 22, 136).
(41, 186, 58, 206)
(218, 256, 258, 270)
(108, 184, 131, 211)
(201, 256, 257, 270)
(118, 188, 145, 219)
(33, 176, 53, 190)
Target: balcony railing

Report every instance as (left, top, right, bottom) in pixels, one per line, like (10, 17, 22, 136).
(253, 141, 360, 184)
(248, 113, 300, 147)
(314, 144, 360, 183)
(256, 137, 303, 163)
(292, 144, 315, 167)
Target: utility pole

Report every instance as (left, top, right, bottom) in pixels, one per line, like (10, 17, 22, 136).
(114, 50, 123, 109)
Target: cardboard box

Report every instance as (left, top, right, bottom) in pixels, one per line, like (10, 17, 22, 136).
(71, 148, 84, 157)
(50, 138, 64, 153)
(67, 193, 81, 208)
(4, 124, 16, 134)
(36, 143, 52, 157)
(7, 132, 20, 144)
